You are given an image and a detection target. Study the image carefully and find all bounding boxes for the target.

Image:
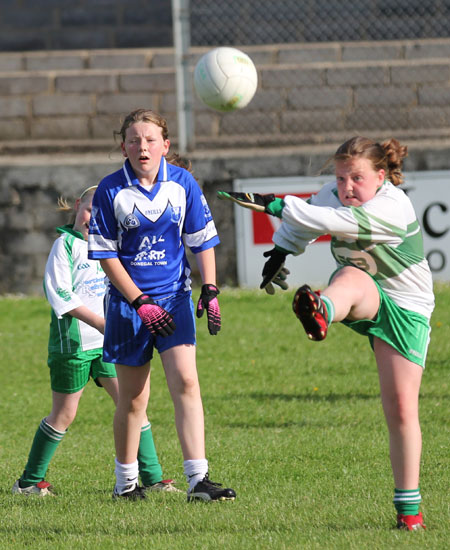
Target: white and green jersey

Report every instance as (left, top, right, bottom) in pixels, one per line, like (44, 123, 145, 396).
(44, 225, 107, 353)
(273, 180, 435, 319)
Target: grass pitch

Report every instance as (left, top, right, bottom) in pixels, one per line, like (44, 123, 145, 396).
(0, 286, 448, 549)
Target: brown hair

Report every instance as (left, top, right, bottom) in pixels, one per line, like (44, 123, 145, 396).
(331, 136, 408, 186)
(57, 185, 97, 223)
(114, 108, 192, 172)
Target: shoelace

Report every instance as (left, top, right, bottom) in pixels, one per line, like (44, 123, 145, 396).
(202, 474, 222, 487)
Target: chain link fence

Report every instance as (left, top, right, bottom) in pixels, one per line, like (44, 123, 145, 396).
(173, 0, 450, 151)
(190, 0, 450, 45)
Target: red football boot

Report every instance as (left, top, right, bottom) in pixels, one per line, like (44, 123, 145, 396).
(396, 512, 426, 531)
(292, 285, 329, 341)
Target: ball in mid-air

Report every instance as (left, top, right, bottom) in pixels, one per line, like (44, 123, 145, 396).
(193, 47, 258, 112)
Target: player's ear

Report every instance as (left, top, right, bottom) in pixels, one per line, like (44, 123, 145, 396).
(162, 139, 170, 156)
(121, 142, 127, 157)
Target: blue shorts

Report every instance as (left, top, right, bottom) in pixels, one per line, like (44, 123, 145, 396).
(103, 291, 196, 366)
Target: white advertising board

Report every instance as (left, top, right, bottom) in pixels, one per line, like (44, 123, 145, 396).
(233, 170, 450, 288)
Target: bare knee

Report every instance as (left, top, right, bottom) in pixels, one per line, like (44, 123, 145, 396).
(383, 395, 418, 429)
(181, 375, 200, 396)
(119, 391, 148, 415)
(176, 374, 201, 398)
(46, 408, 77, 431)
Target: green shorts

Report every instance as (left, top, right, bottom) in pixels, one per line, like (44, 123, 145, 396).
(339, 276, 431, 368)
(47, 348, 117, 394)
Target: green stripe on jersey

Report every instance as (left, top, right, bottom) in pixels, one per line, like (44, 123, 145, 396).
(331, 208, 425, 280)
(63, 234, 75, 272)
(350, 206, 406, 242)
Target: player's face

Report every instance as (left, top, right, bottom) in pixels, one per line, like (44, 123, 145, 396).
(335, 157, 385, 207)
(121, 121, 170, 183)
(73, 194, 93, 241)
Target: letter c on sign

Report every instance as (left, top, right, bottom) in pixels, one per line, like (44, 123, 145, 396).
(423, 203, 449, 238)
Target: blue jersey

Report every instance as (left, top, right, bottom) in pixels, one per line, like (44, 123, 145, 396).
(88, 158, 220, 299)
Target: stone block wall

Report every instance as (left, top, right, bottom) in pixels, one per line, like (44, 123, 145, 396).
(1, 38, 450, 293)
(0, 39, 450, 156)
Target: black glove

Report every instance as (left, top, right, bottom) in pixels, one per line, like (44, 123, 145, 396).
(196, 284, 221, 335)
(132, 294, 176, 337)
(217, 191, 276, 212)
(260, 248, 290, 295)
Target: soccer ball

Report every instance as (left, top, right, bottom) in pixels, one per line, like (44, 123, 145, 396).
(193, 47, 258, 112)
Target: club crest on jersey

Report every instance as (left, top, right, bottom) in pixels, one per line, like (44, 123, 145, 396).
(124, 213, 140, 229)
(170, 205, 181, 224)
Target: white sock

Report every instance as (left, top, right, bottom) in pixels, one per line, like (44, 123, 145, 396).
(183, 458, 208, 491)
(114, 458, 139, 494)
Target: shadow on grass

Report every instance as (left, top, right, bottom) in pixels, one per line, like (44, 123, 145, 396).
(247, 391, 379, 402)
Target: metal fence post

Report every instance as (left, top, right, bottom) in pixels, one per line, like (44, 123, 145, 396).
(171, 0, 195, 153)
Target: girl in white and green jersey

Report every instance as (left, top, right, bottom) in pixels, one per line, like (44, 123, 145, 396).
(221, 136, 433, 531)
(274, 137, 433, 531)
(13, 186, 178, 497)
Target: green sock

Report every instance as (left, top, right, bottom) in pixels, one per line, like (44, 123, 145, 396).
(20, 418, 66, 487)
(320, 294, 334, 324)
(138, 423, 163, 486)
(393, 488, 421, 515)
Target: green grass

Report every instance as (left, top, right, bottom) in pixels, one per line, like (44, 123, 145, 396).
(0, 286, 449, 549)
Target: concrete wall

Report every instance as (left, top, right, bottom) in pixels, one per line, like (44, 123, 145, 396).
(1, 39, 450, 153)
(2, 140, 450, 295)
(1, 39, 450, 294)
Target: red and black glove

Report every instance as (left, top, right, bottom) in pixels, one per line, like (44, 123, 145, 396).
(196, 284, 221, 335)
(132, 294, 176, 337)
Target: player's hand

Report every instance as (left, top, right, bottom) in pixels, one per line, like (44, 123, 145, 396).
(260, 248, 290, 295)
(132, 294, 176, 337)
(217, 191, 276, 212)
(196, 284, 221, 335)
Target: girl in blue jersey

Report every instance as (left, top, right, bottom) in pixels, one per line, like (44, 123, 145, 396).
(88, 109, 235, 501)
(13, 186, 177, 497)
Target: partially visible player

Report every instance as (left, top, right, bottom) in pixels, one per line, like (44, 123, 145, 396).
(219, 136, 433, 530)
(13, 186, 179, 497)
(88, 108, 235, 502)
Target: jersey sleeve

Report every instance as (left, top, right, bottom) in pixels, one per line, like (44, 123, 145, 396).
(274, 185, 407, 254)
(88, 180, 119, 260)
(44, 238, 83, 318)
(182, 174, 220, 253)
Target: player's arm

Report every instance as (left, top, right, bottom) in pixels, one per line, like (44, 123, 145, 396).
(100, 257, 175, 337)
(195, 247, 217, 287)
(217, 191, 284, 217)
(194, 247, 221, 335)
(44, 239, 85, 316)
(218, 188, 358, 236)
(216, 190, 294, 293)
(66, 305, 105, 334)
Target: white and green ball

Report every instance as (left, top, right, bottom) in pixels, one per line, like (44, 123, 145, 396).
(193, 47, 258, 112)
